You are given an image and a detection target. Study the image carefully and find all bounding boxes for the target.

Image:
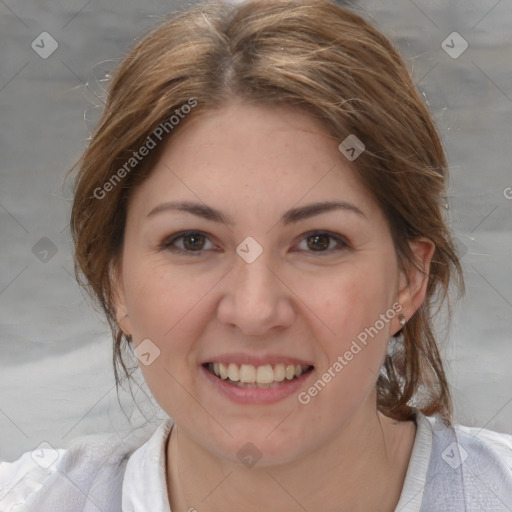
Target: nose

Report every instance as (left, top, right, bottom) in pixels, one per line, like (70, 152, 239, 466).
(216, 252, 296, 336)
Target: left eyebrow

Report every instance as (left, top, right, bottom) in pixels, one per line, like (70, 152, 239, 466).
(146, 200, 367, 226)
(281, 201, 367, 225)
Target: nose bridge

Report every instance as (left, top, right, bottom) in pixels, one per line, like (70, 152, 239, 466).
(235, 254, 277, 305)
(216, 248, 295, 334)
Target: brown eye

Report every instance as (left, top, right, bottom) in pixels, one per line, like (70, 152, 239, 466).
(295, 231, 348, 254)
(182, 233, 206, 251)
(160, 231, 215, 255)
(306, 234, 331, 251)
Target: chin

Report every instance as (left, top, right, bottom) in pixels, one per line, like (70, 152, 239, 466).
(206, 424, 314, 468)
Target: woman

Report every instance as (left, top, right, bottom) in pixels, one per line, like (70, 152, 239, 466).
(1, 0, 511, 510)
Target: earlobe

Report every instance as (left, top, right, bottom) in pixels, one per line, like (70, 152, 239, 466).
(117, 313, 132, 336)
(395, 237, 435, 333)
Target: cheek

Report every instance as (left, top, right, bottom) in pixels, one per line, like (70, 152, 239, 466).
(120, 260, 210, 390)
(123, 263, 210, 414)
(302, 262, 396, 397)
(123, 258, 212, 340)
(311, 263, 395, 341)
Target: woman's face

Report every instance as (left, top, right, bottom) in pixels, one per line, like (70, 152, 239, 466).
(114, 100, 432, 466)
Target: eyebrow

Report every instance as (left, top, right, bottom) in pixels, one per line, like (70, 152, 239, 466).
(146, 200, 367, 226)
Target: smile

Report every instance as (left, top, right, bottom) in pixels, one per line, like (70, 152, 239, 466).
(204, 362, 314, 388)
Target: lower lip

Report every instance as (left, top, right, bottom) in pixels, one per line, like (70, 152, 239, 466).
(200, 365, 314, 405)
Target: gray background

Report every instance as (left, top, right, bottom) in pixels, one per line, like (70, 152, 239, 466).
(0, 0, 511, 462)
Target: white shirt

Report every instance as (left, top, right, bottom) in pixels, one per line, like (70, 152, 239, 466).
(122, 420, 173, 512)
(1, 413, 512, 511)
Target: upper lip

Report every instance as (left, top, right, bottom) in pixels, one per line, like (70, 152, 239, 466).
(201, 353, 314, 367)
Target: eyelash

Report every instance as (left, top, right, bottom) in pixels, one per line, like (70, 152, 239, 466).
(159, 230, 349, 256)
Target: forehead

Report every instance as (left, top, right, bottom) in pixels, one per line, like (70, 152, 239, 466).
(128, 101, 378, 222)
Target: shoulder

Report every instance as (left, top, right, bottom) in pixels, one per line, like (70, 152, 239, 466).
(0, 446, 67, 510)
(430, 415, 512, 473)
(421, 414, 512, 511)
(0, 421, 166, 512)
(455, 422, 512, 472)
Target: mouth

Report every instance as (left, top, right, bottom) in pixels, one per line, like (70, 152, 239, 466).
(203, 362, 315, 389)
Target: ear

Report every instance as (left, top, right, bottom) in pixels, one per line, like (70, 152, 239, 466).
(110, 259, 133, 336)
(395, 237, 435, 334)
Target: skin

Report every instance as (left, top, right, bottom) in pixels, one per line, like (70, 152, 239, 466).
(113, 100, 434, 512)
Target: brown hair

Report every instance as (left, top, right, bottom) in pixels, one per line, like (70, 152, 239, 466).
(70, 0, 464, 423)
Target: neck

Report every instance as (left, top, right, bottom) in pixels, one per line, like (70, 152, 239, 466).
(166, 404, 416, 512)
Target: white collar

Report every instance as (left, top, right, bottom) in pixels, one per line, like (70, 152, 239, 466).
(393, 412, 433, 511)
(122, 418, 174, 512)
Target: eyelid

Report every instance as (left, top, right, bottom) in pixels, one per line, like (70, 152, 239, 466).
(292, 231, 349, 254)
(159, 230, 217, 255)
(159, 230, 349, 256)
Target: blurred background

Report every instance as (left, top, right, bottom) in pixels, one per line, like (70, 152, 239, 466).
(1, 0, 511, 462)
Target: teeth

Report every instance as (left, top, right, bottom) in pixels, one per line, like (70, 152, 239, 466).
(239, 364, 256, 383)
(285, 364, 295, 380)
(274, 364, 285, 382)
(219, 363, 228, 380)
(227, 363, 239, 381)
(256, 365, 274, 384)
(209, 362, 311, 385)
